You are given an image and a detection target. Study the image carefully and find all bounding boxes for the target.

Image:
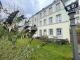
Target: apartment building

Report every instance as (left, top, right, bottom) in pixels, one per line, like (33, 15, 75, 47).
(29, 0, 78, 42)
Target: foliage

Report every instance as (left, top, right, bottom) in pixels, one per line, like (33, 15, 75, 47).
(4, 10, 19, 25)
(0, 9, 38, 60)
(76, 28, 80, 33)
(16, 15, 25, 23)
(0, 4, 72, 60)
(0, 38, 72, 60)
(0, 25, 72, 60)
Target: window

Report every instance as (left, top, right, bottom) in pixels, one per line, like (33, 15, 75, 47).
(39, 30, 42, 36)
(44, 29, 46, 32)
(56, 14, 62, 23)
(43, 10, 46, 16)
(43, 19, 47, 25)
(35, 18, 36, 22)
(35, 18, 36, 25)
(56, 2, 61, 11)
(43, 29, 47, 35)
(56, 28, 62, 35)
(40, 21, 42, 26)
(40, 13, 42, 18)
(49, 17, 53, 25)
(49, 6, 53, 14)
(49, 29, 53, 35)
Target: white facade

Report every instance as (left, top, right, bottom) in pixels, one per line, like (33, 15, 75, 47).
(29, 0, 76, 42)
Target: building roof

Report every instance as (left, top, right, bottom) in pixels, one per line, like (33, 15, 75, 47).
(30, 0, 57, 19)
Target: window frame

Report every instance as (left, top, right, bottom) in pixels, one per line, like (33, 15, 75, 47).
(40, 20, 42, 26)
(56, 28, 62, 36)
(43, 10, 46, 16)
(56, 14, 62, 23)
(49, 6, 53, 14)
(43, 29, 47, 36)
(56, 2, 61, 11)
(43, 19, 47, 25)
(49, 17, 53, 25)
(49, 29, 53, 35)
(39, 30, 42, 36)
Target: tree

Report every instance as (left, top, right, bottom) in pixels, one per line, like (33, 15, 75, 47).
(0, 1, 3, 10)
(16, 15, 25, 23)
(0, 0, 37, 49)
(4, 10, 19, 25)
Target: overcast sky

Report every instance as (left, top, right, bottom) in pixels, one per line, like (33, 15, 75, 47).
(0, 0, 79, 18)
(0, 0, 54, 18)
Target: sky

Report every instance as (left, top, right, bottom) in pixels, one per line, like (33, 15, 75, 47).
(0, 0, 79, 18)
(0, 0, 54, 18)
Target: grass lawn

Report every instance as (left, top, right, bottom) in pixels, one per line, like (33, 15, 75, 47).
(0, 38, 72, 60)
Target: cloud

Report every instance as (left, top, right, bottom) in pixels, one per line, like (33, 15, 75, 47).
(0, 0, 54, 17)
(38, 0, 53, 9)
(65, 0, 76, 6)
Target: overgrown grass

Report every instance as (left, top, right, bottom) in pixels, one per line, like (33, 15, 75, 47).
(0, 38, 72, 60)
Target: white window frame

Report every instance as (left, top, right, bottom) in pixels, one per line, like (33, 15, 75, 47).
(43, 19, 47, 25)
(40, 13, 42, 18)
(49, 17, 53, 25)
(43, 10, 46, 16)
(43, 29, 47, 36)
(56, 28, 62, 36)
(39, 30, 42, 36)
(49, 29, 53, 35)
(40, 21, 42, 26)
(56, 2, 61, 11)
(56, 14, 62, 23)
(49, 6, 53, 14)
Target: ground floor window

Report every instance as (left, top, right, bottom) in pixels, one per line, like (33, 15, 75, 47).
(43, 29, 47, 36)
(39, 30, 42, 36)
(49, 29, 53, 35)
(56, 28, 62, 35)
